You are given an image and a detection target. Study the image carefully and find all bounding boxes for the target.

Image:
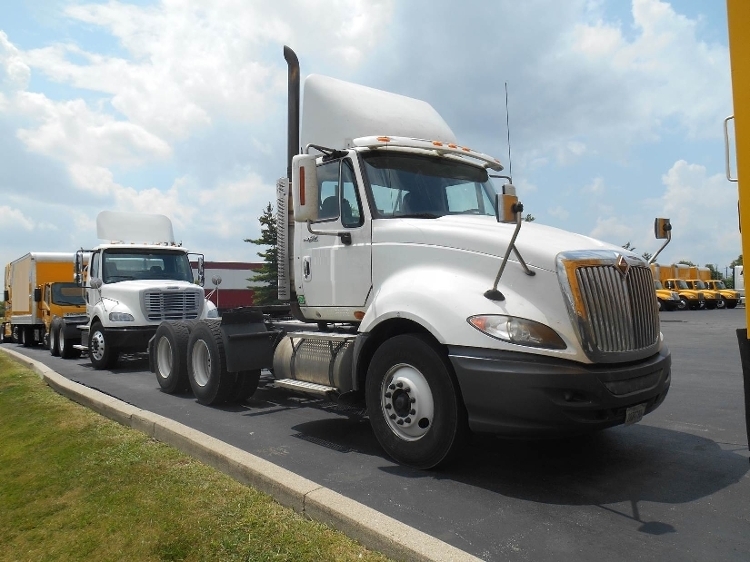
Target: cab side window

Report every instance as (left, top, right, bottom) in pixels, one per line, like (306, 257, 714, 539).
(317, 161, 340, 220)
(90, 252, 100, 282)
(341, 160, 362, 228)
(316, 158, 363, 228)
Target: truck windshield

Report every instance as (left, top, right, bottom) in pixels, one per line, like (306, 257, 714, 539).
(361, 152, 497, 219)
(654, 280, 664, 290)
(101, 250, 194, 284)
(51, 283, 85, 306)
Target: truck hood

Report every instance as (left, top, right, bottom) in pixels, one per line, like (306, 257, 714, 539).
(373, 215, 627, 270)
(103, 279, 198, 291)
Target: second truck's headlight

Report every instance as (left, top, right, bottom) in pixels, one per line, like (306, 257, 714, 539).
(109, 312, 134, 322)
(468, 315, 566, 349)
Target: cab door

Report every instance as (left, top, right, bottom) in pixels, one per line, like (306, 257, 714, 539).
(296, 157, 372, 311)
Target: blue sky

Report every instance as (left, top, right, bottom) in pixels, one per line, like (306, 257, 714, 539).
(0, 0, 739, 275)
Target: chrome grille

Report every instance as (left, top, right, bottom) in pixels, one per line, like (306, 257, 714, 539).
(142, 289, 202, 321)
(558, 251, 660, 363)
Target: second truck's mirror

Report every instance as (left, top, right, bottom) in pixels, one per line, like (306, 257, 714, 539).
(33, 288, 41, 303)
(654, 218, 672, 239)
(292, 154, 319, 222)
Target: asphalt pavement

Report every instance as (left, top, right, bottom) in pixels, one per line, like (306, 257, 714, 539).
(3, 308, 749, 562)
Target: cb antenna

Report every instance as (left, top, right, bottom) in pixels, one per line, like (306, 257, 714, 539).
(505, 81, 512, 182)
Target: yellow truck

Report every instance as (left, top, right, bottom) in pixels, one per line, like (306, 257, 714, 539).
(650, 263, 706, 310)
(675, 264, 720, 309)
(697, 267, 740, 309)
(1, 253, 87, 356)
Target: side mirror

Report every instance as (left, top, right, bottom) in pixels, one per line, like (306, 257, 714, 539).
(74, 251, 83, 286)
(292, 154, 319, 222)
(654, 218, 672, 239)
(3, 290, 8, 302)
(33, 288, 42, 303)
(495, 184, 520, 223)
(197, 255, 205, 287)
(90, 278, 103, 290)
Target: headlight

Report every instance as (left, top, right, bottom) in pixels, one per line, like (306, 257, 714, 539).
(206, 307, 219, 319)
(468, 315, 566, 349)
(109, 312, 134, 322)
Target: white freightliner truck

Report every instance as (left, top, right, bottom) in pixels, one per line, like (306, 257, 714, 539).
(74, 211, 217, 369)
(149, 47, 671, 469)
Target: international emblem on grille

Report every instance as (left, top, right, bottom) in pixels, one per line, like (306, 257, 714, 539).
(615, 254, 630, 278)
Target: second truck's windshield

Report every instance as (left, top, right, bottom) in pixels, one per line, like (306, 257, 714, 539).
(102, 250, 194, 284)
(362, 152, 497, 219)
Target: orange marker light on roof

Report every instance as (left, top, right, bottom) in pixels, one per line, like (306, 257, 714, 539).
(448, 143, 457, 149)
(377, 136, 391, 142)
(432, 140, 443, 146)
(462, 147, 471, 152)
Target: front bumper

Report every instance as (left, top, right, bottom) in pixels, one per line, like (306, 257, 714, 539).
(104, 326, 159, 351)
(449, 345, 671, 436)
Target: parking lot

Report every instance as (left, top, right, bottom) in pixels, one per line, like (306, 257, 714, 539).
(4, 308, 750, 562)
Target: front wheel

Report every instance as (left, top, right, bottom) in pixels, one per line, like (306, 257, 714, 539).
(366, 334, 468, 469)
(89, 322, 119, 369)
(678, 296, 688, 310)
(716, 297, 726, 309)
(49, 318, 61, 356)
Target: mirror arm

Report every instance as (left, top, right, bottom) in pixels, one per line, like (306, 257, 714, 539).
(648, 231, 672, 265)
(306, 221, 352, 246)
(485, 202, 534, 301)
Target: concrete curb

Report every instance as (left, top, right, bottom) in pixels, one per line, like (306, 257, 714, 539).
(1, 348, 483, 562)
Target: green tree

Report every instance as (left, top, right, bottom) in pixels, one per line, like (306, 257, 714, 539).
(730, 254, 743, 268)
(677, 260, 696, 267)
(244, 203, 280, 305)
(523, 214, 536, 222)
(704, 264, 722, 280)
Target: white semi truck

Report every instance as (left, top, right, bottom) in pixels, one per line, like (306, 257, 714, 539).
(149, 46, 671, 469)
(74, 211, 217, 369)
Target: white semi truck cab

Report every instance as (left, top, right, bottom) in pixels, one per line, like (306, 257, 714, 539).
(76, 211, 216, 369)
(149, 47, 671, 469)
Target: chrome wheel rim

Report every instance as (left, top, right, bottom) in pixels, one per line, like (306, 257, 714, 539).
(191, 340, 210, 387)
(156, 337, 173, 379)
(90, 330, 106, 361)
(380, 363, 434, 441)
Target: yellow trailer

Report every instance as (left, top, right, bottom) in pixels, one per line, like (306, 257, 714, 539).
(727, 0, 750, 450)
(1, 253, 87, 355)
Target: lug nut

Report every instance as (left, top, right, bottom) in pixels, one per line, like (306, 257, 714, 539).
(397, 419, 404, 425)
(385, 392, 392, 398)
(389, 384, 396, 390)
(410, 409, 416, 415)
(385, 403, 392, 410)
(390, 414, 396, 420)
(405, 417, 412, 424)
(396, 382, 403, 388)
(404, 387, 411, 392)
(410, 398, 416, 403)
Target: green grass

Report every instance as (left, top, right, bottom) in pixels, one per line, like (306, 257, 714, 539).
(0, 353, 392, 562)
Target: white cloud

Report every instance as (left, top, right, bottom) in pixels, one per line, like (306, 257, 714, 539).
(589, 216, 634, 246)
(0, 205, 35, 231)
(548, 206, 570, 220)
(15, 93, 171, 167)
(582, 177, 606, 195)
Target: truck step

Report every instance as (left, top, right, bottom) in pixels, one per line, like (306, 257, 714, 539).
(73, 345, 88, 352)
(273, 378, 338, 397)
(284, 331, 357, 343)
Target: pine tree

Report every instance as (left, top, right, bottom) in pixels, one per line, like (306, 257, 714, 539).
(244, 202, 280, 305)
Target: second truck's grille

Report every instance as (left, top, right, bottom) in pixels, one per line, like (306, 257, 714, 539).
(142, 289, 202, 321)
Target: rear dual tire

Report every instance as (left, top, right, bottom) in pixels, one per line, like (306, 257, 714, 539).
(186, 320, 261, 405)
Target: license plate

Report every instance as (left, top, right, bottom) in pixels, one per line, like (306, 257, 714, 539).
(625, 403, 646, 425)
